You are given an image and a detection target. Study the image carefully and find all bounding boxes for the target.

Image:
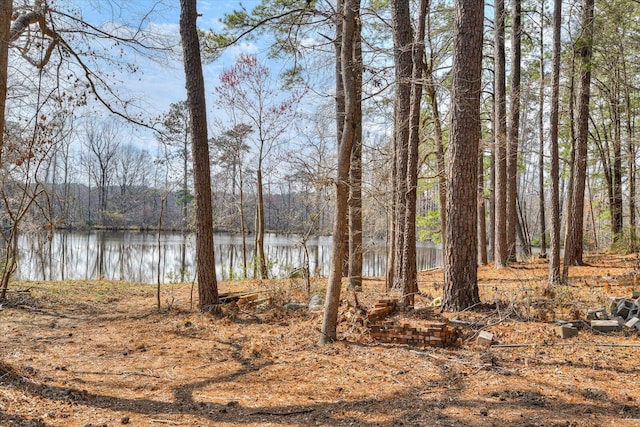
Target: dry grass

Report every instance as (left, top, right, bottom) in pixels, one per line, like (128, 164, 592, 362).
(1, 253, 640, 426)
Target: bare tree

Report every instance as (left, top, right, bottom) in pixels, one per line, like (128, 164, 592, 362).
(0, 0, 10, 162)
(5, 0, 171, 131)
(114, 144, 150, 224)
(320, 0, 359, 344)
(81, 121, 122, 226)
(0, 109, 59, 299)
(215, 54, 302, 279)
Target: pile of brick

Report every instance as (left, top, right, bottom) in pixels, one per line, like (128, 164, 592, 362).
(369, 320, 458, 348)
(367, 298, 398, 322)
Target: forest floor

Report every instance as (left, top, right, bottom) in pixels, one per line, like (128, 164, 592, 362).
(2, 253, 640, 426)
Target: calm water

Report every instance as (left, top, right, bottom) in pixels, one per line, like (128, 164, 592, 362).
(15, 231, 442, 283)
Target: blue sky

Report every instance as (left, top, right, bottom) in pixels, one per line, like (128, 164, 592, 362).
(78, 0, 270, 147)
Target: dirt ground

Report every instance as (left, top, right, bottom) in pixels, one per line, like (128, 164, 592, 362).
(2, 253, 640, 426)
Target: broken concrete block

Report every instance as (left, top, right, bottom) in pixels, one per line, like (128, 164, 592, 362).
(625, 317, 640, 329)
(617, 299, 635, 319)
(555, 324, 578, 339)
(587, 308, 608, 320)
(477, 331, 493, 347)
(591, 319, 621, 333)
(609, 297, 624, 317)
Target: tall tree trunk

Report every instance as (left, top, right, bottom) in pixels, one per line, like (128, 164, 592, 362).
(423, 2, 446, 250)
(401, 0, 428, 306)
(255, 166, 268, 279)
(478, 143, 488, 265)
(442, 0, 483, 311)
(179, 0, 218, 311)
(563, 0, 594, 277)
(622, 50, 636, 241)
(548, 15, 567, 284)
(0, 0, 9, 164)
(239, 169, 248, 278)
(320, 0, 358, 344)
(386, 160, 396, 291)
(183, 129, 189, 230)
(564, 54, 577, 260)
(348, 5, 363, 291)
(391, 0, 413, 291)
(516, 198, 532, 257)
(506, 0, 522, 263)
(333, 0, 349, 278)
(538, 1, 547, 258)
(489, 104, 496, 262)
(611, 74, 623, 243)
(494, 0, 508, 268)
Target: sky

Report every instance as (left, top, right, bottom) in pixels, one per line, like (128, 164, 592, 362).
(78, 0, 272, 149)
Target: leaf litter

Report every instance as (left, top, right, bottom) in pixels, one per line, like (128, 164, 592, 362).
(1, 254, 640, 426)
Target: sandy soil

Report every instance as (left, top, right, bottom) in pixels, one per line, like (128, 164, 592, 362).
(1, 253, 640, 426)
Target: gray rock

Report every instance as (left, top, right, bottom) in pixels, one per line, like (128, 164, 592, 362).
(308, 295, 324, 311)
(283, 302, 307, 311)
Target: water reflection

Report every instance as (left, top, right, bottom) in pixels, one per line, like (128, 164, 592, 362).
(16, 231, 442, 284)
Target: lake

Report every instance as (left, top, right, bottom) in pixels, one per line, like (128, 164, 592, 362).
(14, 231, 442, 284)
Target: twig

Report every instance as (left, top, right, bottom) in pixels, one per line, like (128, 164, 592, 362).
(195, 394, 256, 401)
(412, 350, 491, 369)
(150, 420, 182, 425)
(121, 371, 160, 378)
(250, 408, 314, 416)
(449, 319, 474, 326)
(239, 309, 262, 322)
(491, 342, 640, 348)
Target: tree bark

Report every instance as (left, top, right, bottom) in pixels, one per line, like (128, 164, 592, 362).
(442, 0, 483, 311)
(506, 0, 522, 263)
(391, 0, 413, 292)
(179, 0, 218, 311)
(319, 0, 358, 344)
(399, 0, 428, 306)
(494, 0, 508, 268)
(0, 0, 10, 164)
(334, 0, 349, 279)
(489, 105, 496, 262)
(348, 5, 363, 291)
(622, 50, 636, 241)
(563, 0, 594, 277)
(549, 0, 562, 284)
(538, 2, 547, 258)
(611, 74, 623, 243)
(255, 166, 268, 279)
(478, 143, 488, 265)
